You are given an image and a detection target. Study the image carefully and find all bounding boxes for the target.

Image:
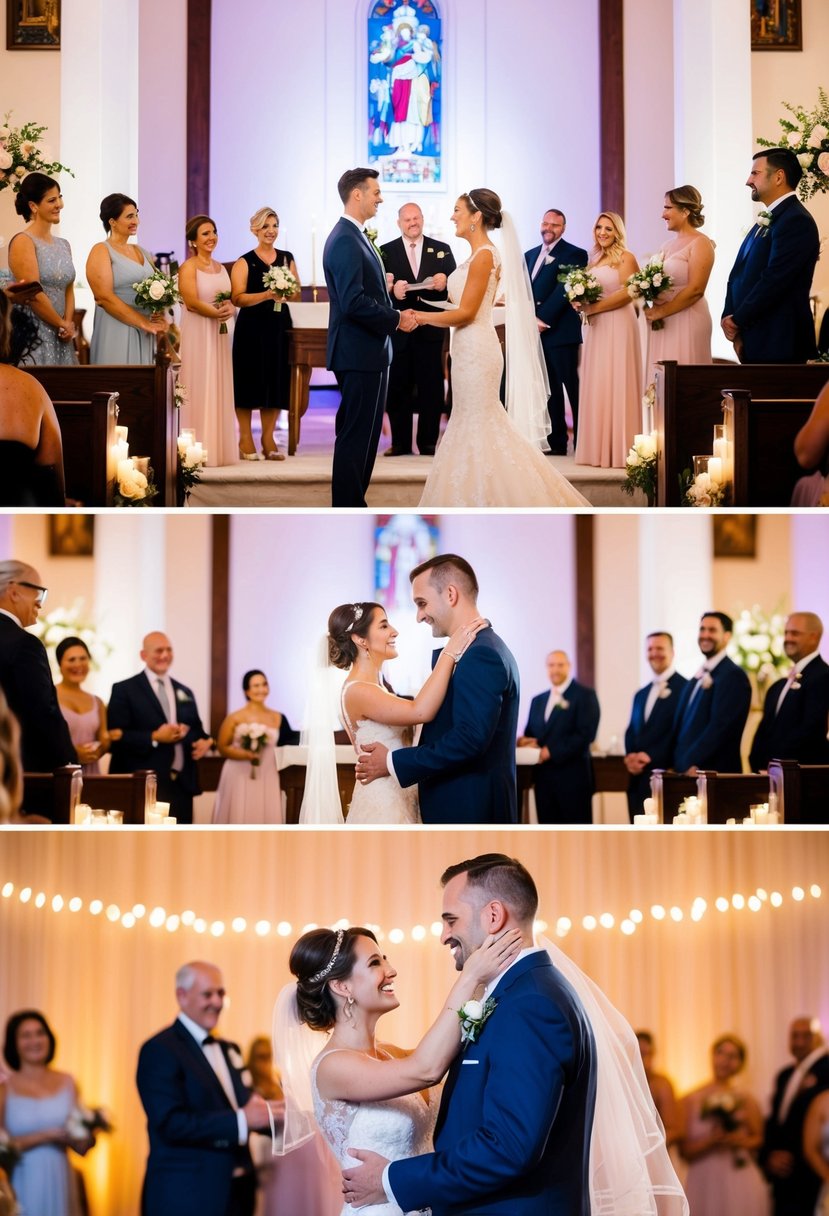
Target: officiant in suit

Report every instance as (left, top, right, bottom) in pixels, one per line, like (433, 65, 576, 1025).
(672, 612, 751, 774)
(323, 168, 415, 507)
(108, 631, 212, 824)
(382, 202, 456, 455)
(722, 148, 819, 363)
(623, 631, 687, 820)
(137, 961, 273, 1216)
(749, 612, 829, 771)
(525, 210, 588, 451)
(519, 650, 600, 825)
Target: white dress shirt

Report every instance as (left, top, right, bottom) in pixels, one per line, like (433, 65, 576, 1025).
(532, 237, 561, 279)
(177, 1012, 248, 1144)
(545, 677, 572, 719)
(644, 665, 676, 723)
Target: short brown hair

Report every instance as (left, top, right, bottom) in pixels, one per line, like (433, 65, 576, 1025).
(441, 853, 538, 923)
(337, 168, 378, 204)
(409, 554, 479, 598)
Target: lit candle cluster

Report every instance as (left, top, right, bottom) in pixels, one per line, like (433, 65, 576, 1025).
(673, 794, 706, 826)
(726, 795, 781, 826)
(145, 800, 177, 827)
(176, 429, 208, 470)
(109, 424, 154, 503)
(73, 804, 123, 827)
(633, 796, 660, 826)
(686, 414, 734, 508)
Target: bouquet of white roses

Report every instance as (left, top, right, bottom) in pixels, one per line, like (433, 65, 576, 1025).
(758, 87, 829, 200)
(729, 605, 787, 688)
(557, 265, 603, 306)
(115, 458, 158, 508)
(683, 466, 726, 508)
(0, 110, 73, 192)
(621, 431, 658, 504)
(133, 270, 181, 314)
(66, 1104, 114, 1140)
(262, 265, 299, 312)
(239, 723, 270, 778)
(626, 258, 674, 328)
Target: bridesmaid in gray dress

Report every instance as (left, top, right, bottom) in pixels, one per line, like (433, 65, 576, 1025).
(85, 193, 168, 363)
(7, 173, 78, 366)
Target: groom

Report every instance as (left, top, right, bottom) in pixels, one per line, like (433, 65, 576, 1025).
(343, 853, 598, 1215)
(355, 554, 520, 823)
(323, 167, 416, 507)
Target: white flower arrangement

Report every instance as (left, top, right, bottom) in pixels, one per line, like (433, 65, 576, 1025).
(684, 468, 726, 508)
(729, 606, 788, 688)
(457, 996, 497, 1044)
(115, 458, 157, 507)
(621, 431, 658, 504)
(557, 265, 603, 305)
(626, 258, 674, 329)
(239, 723, 270, 778)
(133, 270, 181, 314)
(0, 111, 73, 192)
(758, 88, 829, 199)
(262, 264, 299, 311)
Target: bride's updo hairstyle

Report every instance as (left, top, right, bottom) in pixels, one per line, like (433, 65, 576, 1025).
(666, 185, 705, 228)
(291, 926, 378, 1031)
(463, 188, 503, 230)
(327, 601, 383, 669)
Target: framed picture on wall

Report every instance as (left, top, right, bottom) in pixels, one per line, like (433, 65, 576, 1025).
(48, 515, 94, 557)
(6, 0, 60, 50)
(751, 0, 802, 51)
(713, 515, 757, 559)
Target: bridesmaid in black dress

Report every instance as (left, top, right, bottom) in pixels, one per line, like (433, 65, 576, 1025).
(230, 206, 301, 460)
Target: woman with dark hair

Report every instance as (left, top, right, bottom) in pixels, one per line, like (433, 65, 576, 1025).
(411, 188, 588, 506)
(7, 172, 78, 366)
(212, 670, 296, 823)
(178, 214, 237, 464)
(0, 1010, 95, 1216)
(54, 636, 121, 773)
(86, 192, 168, 363)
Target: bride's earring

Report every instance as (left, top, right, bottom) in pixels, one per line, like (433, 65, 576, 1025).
(470, 223, 476, 233)
(343, 995, 355, 1023)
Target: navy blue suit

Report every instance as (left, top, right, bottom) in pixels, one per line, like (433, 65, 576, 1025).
(0, 612, 75, 778)
(323, 216, 400, 506)
(392, 628, 520, 824)
(108, 671, 209, 824)
(525, 238, 587, 449)
(723, 194, 819, 363)
(624, 671, 688, 819)
(749, 655, 829, 771)
(672, 656, 751, 773)
(137, 1019, 255, 1216)
(389, 951, 597, 1216)
(524, 680, 600, 824)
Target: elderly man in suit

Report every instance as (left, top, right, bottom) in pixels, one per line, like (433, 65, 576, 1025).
(672, 612, 751, 775)
(749, 612, 829, 771)
(382, 202, 456, 456)
(722, 147, 819, 363)
(525, 209, 588, 452)
(136, 961, 273, 1216)
(624, 631, 687, 820)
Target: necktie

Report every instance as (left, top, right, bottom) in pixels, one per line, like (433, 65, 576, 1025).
(155, 678, 172, 719)
(408, 241, 419, 277)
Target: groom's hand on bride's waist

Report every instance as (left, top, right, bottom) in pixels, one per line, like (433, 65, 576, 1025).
(355, 741, 389, 786)
(342, 1149, 390, 1208)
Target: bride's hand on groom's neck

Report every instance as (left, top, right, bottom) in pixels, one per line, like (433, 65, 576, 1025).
(463, 928, 523, 987)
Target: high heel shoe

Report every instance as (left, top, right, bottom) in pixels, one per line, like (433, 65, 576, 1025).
(263, 448, 286, 461)
(239, 447, 262, 462)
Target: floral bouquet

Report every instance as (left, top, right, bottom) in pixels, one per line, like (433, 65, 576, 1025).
(557, 265, 603, 315)
(0, 1130, 20, 1176)
(621, 431, 658, 505)
(214, 290, 232, 334)
(729, 606, 787, 691)
(701, 1091, 747, 1166)
(239, 723, 270, 778)
(66, 1104, 114, 1140)
(757, 87, 829, 200)
(626, 258, 674, 329)
(173, 378, 187, 409)
(115, 458, 158, 508)
(133, 270, 181, 315)
(683, 465, 726, 508)
(262, 265, 299, 312)
(0, 111, 73, 192)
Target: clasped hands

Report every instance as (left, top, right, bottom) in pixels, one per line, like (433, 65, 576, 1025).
(397, 309, 418, 332)
(152, 722, 212, 760)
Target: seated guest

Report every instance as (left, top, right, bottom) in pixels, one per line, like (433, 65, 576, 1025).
(0, 293, 65, 506)
(212, 670, 297, 825)
(518, 650, 600, 824)
(672, 612, 751, 775)
(791, 382, 829, 507)
(54, 636, 122, 774)
(636, 1030, 680, 1146)
(624, 631, 687, 820)
(749, 612, 829, 771)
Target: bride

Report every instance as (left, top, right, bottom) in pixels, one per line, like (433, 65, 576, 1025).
(413, 188, 589, 508)
(300, 601, 485, 825)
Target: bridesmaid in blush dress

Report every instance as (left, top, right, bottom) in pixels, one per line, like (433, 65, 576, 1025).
(177, 215, 238, 465)
(212, 670, 293, 824)
(54, 637, 120, 775)
(574, 212, 643, 469)
(644, 185, 715, 387)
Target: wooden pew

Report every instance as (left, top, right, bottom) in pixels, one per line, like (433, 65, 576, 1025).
(22, 767, 158, 825)
(53, 392, 118, 506)
(654, 362, 829, 506)
(695, 772, 771, 824)
(26, 360, 179, 506)
(732, 392, 816, 506)
(768, 760, 829, 824)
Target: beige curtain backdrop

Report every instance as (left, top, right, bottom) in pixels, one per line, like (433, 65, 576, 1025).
(0, 828, 827, 1216)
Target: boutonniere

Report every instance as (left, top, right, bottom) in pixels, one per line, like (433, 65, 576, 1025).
(789, 679, 802, 691)
(554, 698, 570, 711)
(227, 1046, 244, 1069)
(700, 673, 713, 690)
(240, 1068, 253, 1088)
(754, 210, 773, 237)
(458, 996, 497, 1044)
(364, 226, 384, 259)
(544, 254, 555, 265)
(658, 685, 672, 699)
(175, 688, 192, 704)
(436, 250, 445, 259)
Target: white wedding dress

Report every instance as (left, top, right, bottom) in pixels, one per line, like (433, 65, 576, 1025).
(311, 1049, 436, 1216)
(341, 683, 420, 825)
(418, 246, 589, 507)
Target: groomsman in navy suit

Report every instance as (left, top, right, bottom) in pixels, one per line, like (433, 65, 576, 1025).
(519, 651, 600, 824)
(381, 202, 456, 455)
(749, 612, 829, 771)
(137, 961, 273, 1216)
(524, 209, 588, 451)
(343, 854, 597, 1216)
(672, 612, 751, 774)
(722, 147, 819, 363)
(323, 168, 416, 506)
(624, 632, 688, 820)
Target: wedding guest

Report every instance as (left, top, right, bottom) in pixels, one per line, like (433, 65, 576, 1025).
(573, 212, 642, 468)
(0, 293, 65, 506)
(791, 382, 829, 506)
(0, 1010, 95, 1216)
(524, 208, 587, 451)
(636, 1030, 680, 1146)
(722, 147, 819, 363)
(644, 185, 715, 386)
(748, 613, 829, 771)
(212, 670, 298, 825)
(178, 215, 237, 466)
(86, 193, 168, 364)
(803, 1088, 829, 1215)
(381, 201, 455, 456)
(672, 612, 751, 775)
(230, 206, 300, 460)
(54, 636, 121, 775)
(623, 631, 687, 820)
(7, 172, 78, 366)
(760, 1016, 829, 1216)
(680, 1034, 770, 1216)
(518, 650, 600, 824)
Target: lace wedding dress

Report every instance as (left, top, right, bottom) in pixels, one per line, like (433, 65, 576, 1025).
(419, 246, 589, 507)
(341, 683, 420, 825)
(311, 1049, 436, 1216)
